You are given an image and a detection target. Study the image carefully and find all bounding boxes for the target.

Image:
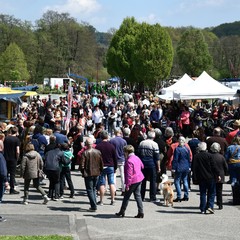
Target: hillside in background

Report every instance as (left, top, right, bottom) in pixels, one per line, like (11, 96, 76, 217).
(211, 21, 240, 37)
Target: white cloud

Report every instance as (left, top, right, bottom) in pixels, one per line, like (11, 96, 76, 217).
(138, 13, 160, 25)
(44, 0, 101, 16)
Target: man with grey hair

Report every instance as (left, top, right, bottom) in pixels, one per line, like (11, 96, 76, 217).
(123, 127, 138, 151)
(192, 141, 221, 214)
(210, 142, 228, 210)
(138, 130, 160, 202)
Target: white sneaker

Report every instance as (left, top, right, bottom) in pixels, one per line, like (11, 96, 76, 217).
(23, 201, 28, 205)
(43, 195, 50, 204)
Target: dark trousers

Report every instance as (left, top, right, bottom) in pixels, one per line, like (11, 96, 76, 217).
(141, 167, 157, 201)
(7, 161, 17, 192)
(47, 170, 60, 199)
(23, 178, 46, 200)
(120, 182, 144, 214)
(84, 176, 99, 209)
(60, 167, 75, 196)
(216, 182, 223, 207)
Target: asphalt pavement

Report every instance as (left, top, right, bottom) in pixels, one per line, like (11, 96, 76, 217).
(0, 170, 239, 240)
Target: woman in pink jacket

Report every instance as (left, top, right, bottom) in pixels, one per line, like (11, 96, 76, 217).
(180, 106, 191, 138)
(115, 145, 145, 218)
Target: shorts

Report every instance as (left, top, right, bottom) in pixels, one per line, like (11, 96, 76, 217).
(98, 167, 115, 186)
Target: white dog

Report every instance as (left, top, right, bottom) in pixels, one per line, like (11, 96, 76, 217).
(159, 173, 169, 195)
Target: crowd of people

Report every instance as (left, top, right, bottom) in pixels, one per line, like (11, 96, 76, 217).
(1, 89, 240, 222)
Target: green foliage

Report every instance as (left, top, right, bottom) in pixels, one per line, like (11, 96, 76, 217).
(106, 17, 139, 82)
(132, 23, 173, 90)
(211, 21, 240, 38)
(0, 42, 30, 82)
(176, 29, 213, 76)
(106, 18, 173, 92)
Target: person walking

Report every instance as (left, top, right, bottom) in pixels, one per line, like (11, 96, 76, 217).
(95, 130, 117, 205)
(4, 126, 20, 194)
(138, 130, 160, 202)
(192, 142, 221, 214)
(21, 143, 49, 205)
(44, 142, 70, 201)
(0, 140, 8, 203)
(172, 136, 191, 202)
(59, 143, 75, 198)
(224, 135, 240, 186)
(80, 137, 103, 211)
(110, 128, 127, 195)
(115, 145, 144, 218)
(210, 142, 228, 210)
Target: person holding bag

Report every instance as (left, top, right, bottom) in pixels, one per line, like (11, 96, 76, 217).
(21, 143, 49, 205)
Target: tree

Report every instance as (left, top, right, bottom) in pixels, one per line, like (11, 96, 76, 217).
(176, 29, 213, 76)
(106, 17, 140, 84)
(132, 23, 173, 91)
(0, 42, 30, 82)
(106, 18, 174, 92)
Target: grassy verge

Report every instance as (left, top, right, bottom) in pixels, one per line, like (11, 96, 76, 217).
(0, 236, 73, 240)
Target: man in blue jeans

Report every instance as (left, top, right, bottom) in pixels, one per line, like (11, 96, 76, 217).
(95, 131, 117, 205)
(80, 138, 103, 211)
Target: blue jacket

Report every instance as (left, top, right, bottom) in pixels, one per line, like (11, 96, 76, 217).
(0, 152, 7, 181)
(172, 146, 191, 172)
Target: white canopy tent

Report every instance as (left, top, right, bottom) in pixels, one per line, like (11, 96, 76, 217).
(173, 71, 237, 100)
(158, 73, 194, 100)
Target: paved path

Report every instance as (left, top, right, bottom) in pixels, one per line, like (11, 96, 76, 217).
(1, 171, 239, 240)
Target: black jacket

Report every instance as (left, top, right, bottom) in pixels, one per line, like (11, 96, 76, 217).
(192, 151, 220, 183)
(211, 152, 228, 183)
(0, 152, 7, 181)
(44, 148, 69, 171)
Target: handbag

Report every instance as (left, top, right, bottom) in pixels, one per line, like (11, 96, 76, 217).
(37, 158, 46, 179)
(229, 147, 240, 164)
(38, 169, 45, 178)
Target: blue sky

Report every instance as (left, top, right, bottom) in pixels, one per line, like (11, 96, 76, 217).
(0, 0, 240, 32)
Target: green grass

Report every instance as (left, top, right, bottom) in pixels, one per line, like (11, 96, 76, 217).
(0, 236, 73, 240)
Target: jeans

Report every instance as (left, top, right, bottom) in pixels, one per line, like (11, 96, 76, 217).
(120, 182, 144, 214)
(199, 179, 216, 212)
(228, 163, 240, 186)
(0, 177, 4, 202)
(174, 170, 189, 199)
(60, 167, 75, 196)
(98, 167, 115, 186)
(23, 178, 46, 200)
(84, 176, 99, 209)
(141, 167, 157, 201)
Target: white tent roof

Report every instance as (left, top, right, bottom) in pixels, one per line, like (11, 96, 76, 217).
(161, 73, 194, 94)
(158, 73, 194, 100)
(173, 71, 236, 100)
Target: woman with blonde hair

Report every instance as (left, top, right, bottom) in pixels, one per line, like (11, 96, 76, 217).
(115, 145, 144, 218)
(21, 143, 49, 205)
